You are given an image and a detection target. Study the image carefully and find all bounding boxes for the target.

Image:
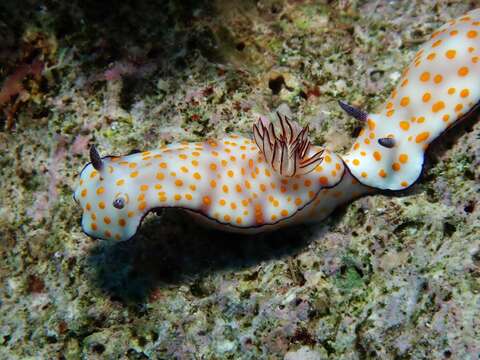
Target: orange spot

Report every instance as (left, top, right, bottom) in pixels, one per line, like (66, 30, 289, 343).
(460, 89, 470, 98)
(127, 211, 135, 217)
(130, 171, 139, 178)
(422, 92, 431, 102)
(210, 163, 217, 171)
(420, 72, 430, 82)
(415, 132, 430, 143)
(401, 181, 409, 187)
(138, 202, 147, 211)
(433, 74, 443, 84)
(181, 166, 189, 173)
(426, 52, 436, 60)
(399, 121, 410, 131)
(392, 163, 401, 171)
(325, 155, 332, 163)
(203, 196, 211, 206)
(118, 219, 126, 227)
(399, 154, 408, 163)
(156, 172, 165, 180)
(448, 87, 456, 95)
(400, 97, 410, 107)
(458, 67, 469, 77)
(140, 184, 149, 191)
(281, 209, 289, 217)
(386, 102, 393, 109)
(361, 172, 368, 178)
(353, 143, 360, 150)
(455, 103, 463, 113)
(442, 114, 450, 122)
(99, 201, 105, 209)
(467, 30, 478, 38)
(222, 185, 229, 193)
(224, 214, 231, 222)
(373, 151, 382, 161)
(417, 116, 425, 123)
(245, 180, 251, 189)
(295, 197, 302, 206)
(236, 217, 242, 225)
(85, 202, 91, 211)
(193, 172, 201, 180)
(378, 169, 387, 178)
(97, 187, 105, 195)
(81, 189, 87, 197)
(185, 194, 193, 200)
(128, 162, 137, 169)
(432, 39, 442, 48)
(260, 184, 267, 192)
(445, 50, 456, 59)
(450, 30, 458, 36)
(401, 79, 409, 87)
(174, 194, 181, 201)
(352, 159, 360, 166)
(230, 202, 237, 210)
(431, 101, 445, 113)
(227, 170, 234, 177)
(364, 138, 370, 145)
(221, 160, 228, 167)
(175, 179, 183, 187)
(91, 223, 98, 231)
(319, 176, 328, 186)
(386, 109, 395, 117)
(105, 230, 112, 238)
(219, 199, 226, 206)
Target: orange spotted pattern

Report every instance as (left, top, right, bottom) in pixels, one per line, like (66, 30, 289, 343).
(344, 8, 480, 191)
(75, 134, 345, 241)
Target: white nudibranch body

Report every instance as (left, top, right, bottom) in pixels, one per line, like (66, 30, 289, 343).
(344, 8, 480, 190)
(74, 9, 479, 241)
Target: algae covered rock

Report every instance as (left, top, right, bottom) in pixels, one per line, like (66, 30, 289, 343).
(0, 0, 478, 359)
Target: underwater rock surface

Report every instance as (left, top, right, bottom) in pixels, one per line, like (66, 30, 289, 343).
(0, 0, 479, 358)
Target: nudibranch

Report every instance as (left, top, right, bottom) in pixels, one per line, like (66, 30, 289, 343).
(74, 8, 480, 241)
(343, 8, 480, 190)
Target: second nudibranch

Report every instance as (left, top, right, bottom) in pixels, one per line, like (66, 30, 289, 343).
(343, 8, 480, 190)
(74, 8, 480, 241)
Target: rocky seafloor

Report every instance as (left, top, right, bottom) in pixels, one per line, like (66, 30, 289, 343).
(0, 0, 479, 358)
